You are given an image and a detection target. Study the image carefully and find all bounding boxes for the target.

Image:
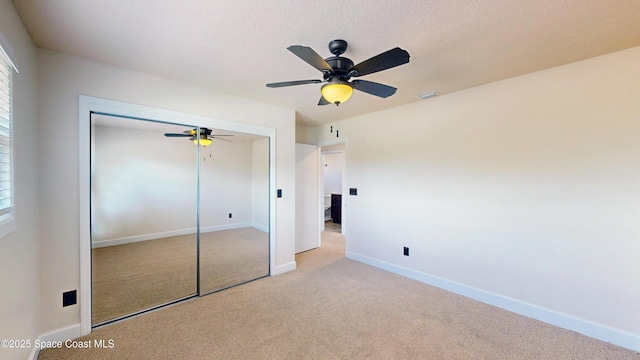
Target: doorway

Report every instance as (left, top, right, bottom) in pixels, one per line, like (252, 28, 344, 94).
(320, 143, 346, 235)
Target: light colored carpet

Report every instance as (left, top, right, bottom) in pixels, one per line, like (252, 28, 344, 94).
(43, 232, 639, 359)
(91, 227, 268, 324)
(324, 220, 341, 233)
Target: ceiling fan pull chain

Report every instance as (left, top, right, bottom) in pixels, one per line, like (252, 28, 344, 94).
(336, 104, 340, 138)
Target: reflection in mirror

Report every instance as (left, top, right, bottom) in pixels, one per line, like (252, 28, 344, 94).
(90, 113, 271, 326)
(199, 133, 270, 294)
(91, 114, 198, 325)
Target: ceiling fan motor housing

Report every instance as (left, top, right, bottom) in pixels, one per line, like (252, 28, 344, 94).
(324, 57, 354, 80)
(324, 40, 356, 80)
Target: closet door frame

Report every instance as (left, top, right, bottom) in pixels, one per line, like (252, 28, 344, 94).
(79, 96, 276, 336)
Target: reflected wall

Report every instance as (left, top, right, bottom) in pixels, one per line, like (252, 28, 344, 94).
(199, 136, 270, 294)
(90, 114, 270, 325)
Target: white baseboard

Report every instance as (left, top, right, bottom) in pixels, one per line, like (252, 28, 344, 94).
(29, 324, 82, 360)
(251, 222, 269, 233)
(271, 261, 296, 276)
(29, 347, 38, 360)
(346, 251, 640, 352)
(92, 223, 253, 248)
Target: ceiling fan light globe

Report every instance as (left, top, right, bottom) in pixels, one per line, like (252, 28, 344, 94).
(321, 81, 353, 105)
(193, 137, 213, 147)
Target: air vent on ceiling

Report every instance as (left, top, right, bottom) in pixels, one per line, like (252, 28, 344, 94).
(417, 91, 438, 99)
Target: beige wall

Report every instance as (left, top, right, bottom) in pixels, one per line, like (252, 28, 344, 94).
(37, 49, 296, 334)
(0, 1, 39, 360)
(307, 46, 640, 343)
(295, 122, 310, 143)
(92, 124, 264, 243)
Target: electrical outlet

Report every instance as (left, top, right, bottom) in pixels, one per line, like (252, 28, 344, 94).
(63, 290, 77, 307)
(403, 247, 409, 256)
(228, 213, 232, 218)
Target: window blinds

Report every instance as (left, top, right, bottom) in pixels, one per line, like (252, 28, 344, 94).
(0, 56, 12, 217)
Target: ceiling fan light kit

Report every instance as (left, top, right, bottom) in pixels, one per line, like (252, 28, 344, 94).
(193, 135, 213, 147)
(321, 78, 353, 105)
(267, 39, 410, 106)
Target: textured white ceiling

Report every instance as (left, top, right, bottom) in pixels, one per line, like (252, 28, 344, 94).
(12, 0, 640, 126)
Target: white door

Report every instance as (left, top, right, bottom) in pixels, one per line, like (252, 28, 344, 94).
(295, 143, 319, 253)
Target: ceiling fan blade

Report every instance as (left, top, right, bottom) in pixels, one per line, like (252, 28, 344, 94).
(350, 47, 410, 77)
(164, 133, 192, 137)
(266, 79, 322, 88)
(287, 46, 333, 72)
(351, 80, 397, 98)
(318, 96, 331, 106)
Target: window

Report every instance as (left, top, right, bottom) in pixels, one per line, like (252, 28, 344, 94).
(0, 30, 18, 238)
(0, 56, 12, 218)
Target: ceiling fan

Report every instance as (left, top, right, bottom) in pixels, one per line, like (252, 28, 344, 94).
(266, 39, 410, 106)
(164, 128, 232, 147)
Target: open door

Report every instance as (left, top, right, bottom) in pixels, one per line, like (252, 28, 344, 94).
(295, 143, 319, 253)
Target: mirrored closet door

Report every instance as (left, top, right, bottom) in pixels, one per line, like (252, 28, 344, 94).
(198, 133, 270, 294)
(90, 115, 199, 325)
(90, 114, 270, 326)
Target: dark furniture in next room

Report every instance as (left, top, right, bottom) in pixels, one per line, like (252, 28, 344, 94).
(331, 194, 342, 224)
